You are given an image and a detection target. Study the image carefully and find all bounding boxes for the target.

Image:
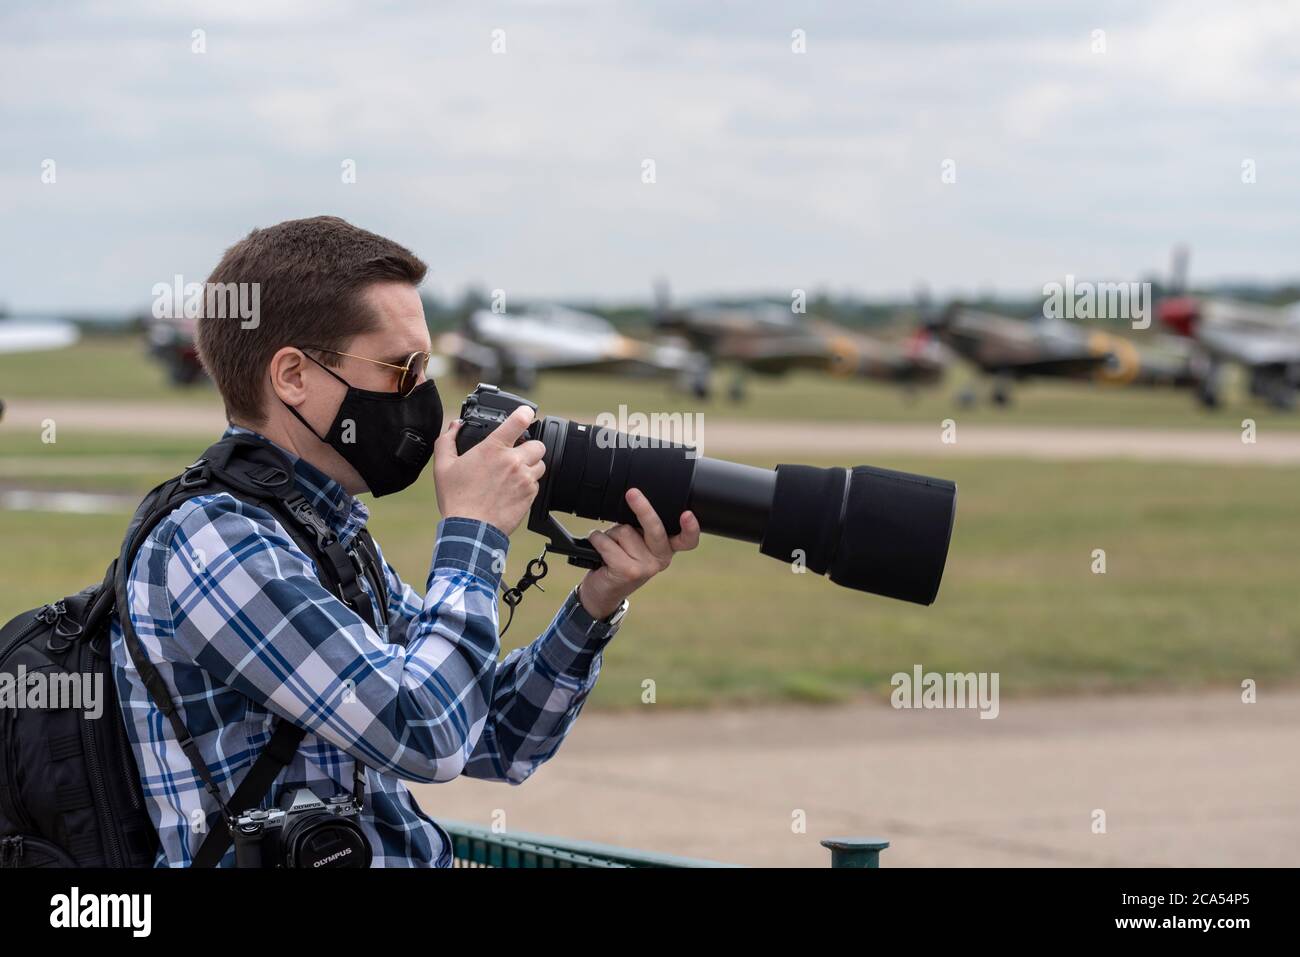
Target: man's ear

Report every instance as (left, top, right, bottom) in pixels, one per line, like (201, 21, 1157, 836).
(269, 346, 310, 408)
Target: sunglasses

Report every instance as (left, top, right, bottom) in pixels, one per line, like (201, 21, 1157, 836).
(302, 346, 433, 397)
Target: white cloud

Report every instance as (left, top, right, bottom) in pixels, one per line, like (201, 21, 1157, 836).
(1, 0, 1298, 312)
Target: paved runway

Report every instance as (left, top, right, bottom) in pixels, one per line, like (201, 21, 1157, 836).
(415, 688, 1300, 867)
(5, 399, 1298, 464)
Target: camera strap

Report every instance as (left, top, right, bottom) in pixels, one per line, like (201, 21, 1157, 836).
(189, 721, 307, 867)
(191, 730, 368, 868)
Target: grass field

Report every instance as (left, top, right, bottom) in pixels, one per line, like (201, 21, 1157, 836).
(2, 424, 1296, 708)
(2, 334, 1297, 430)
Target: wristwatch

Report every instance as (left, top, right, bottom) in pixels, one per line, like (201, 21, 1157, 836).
(601, 597, 630, 628)
(576, 583, 630, 627)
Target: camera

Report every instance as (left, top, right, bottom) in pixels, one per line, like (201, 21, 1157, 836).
(230, 787, 372, 868)
(456, 384, 957, 605)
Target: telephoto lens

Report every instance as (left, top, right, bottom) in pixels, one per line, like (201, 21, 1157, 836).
(456, 385, 956, 605)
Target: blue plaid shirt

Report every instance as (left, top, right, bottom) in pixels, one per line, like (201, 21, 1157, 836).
(109, 426, 621, 867)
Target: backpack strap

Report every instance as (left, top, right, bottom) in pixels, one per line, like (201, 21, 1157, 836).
(190, 434, 384, 628)
(277, 491, 379, 629)
(352, 529, 390, 634)
(115, 483, 239, 827)
(115, 433, 388, 867)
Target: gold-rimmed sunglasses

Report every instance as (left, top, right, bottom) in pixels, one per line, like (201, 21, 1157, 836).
(301, 346, 433, 397)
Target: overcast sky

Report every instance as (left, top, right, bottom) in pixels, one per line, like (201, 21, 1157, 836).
(2, 0, 1299, 312)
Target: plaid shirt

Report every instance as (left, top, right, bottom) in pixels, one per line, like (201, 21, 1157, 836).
(109, 426, 621, 867)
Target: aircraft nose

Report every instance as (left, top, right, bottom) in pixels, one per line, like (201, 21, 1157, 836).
(1156, 297, 1200, 336)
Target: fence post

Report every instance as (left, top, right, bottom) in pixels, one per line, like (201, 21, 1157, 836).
(820, 837, 889, 868)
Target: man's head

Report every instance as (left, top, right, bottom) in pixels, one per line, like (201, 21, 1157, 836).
(197, 216, 433, 494)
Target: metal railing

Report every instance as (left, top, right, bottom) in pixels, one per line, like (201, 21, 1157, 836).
(443, 820, 888, 868)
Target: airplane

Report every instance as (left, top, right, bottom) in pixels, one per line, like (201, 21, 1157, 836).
(652, 286, 947, 401)
(0, 316, 81, 423)
(922, 301, 1206, 407)
(1155, 246, 1300, 410)
(0, 317, 79, 353)
(435, 303, 710, 395)
(146, 314, 205, 385)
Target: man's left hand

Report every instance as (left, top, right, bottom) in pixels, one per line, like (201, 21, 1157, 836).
(578, 488, 700, 620)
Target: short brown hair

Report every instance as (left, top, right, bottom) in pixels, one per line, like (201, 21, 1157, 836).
(197, 216, 427, 423)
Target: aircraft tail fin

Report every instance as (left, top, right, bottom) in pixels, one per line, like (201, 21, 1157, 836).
(1170, 244, 1190, 295)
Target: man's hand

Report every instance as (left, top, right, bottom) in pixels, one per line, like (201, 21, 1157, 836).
(434, 405, 545, 536)
(579, 487, 700, 620)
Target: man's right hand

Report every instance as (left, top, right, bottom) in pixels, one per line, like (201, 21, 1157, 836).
(433, 404, 545, 536)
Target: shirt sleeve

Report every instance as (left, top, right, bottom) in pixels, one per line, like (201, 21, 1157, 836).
(379, 526, 623, 784)
(158, 494, 618, 786)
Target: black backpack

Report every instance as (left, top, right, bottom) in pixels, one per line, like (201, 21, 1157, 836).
(0, 433, 388, 867)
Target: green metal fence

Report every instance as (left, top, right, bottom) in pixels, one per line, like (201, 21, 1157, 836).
(443, 820, 888, 868)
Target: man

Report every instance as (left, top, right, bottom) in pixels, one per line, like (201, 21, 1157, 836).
(110, 216, 699, 867)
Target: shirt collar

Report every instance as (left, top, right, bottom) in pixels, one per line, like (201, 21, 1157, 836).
(224, 424, 370, 543)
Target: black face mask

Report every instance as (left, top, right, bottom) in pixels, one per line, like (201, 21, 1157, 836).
(282, 356, 443, 497)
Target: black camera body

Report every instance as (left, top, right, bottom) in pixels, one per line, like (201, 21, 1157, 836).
(456, 383, 540, 453)
(454, 383, 957, 605)
(456, 384, 605, 568)
(230, 787, 372, 869)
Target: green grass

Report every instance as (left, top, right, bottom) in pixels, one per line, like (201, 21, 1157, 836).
(1, 334, 1296, 430)
(2, 431, 1296, 708)
(0, 336, 217, 404)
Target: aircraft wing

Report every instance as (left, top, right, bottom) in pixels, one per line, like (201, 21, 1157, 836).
(715, 332, 833, 374)
(437, 328, 696, 379)
(435, 331, 500, 370)
(1200, 298, 1300, 331)
(0, 319, 80, 354)
(520, 353, 684, 376)
(992, 354, 1111, 378)
(1199, 325, 1300, 366)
